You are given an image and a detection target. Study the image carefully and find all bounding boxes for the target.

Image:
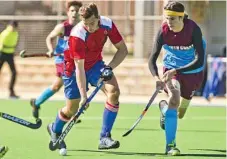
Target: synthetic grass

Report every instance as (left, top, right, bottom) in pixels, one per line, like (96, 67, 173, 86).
(0, 99, 226, 159)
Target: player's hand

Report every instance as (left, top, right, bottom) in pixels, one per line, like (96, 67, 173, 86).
(79, 97, 89, 111)
(100, 66, 113, 81)
(162, 69, 176, 82)
(46, 50, 53, 58)
(156, 80, 165, 91)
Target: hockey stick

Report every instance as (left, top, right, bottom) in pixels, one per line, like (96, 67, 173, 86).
(19, 50, 63, 58)
(49, 80, 104, 151)
(0, 112, 42, 129)
(122, 87, 161, 137)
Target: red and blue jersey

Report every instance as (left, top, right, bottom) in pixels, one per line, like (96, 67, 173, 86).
(54, 20, 74, 64)
(64, 16, 122, 77)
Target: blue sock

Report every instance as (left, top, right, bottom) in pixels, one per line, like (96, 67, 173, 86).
(100, 102, 119, 138)
(52, 113, 67, 134)
(165, 109, 177, 146)
(35, 87, 55, 107)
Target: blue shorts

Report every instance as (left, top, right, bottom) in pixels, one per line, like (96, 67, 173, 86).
(63, 60, 105, 99)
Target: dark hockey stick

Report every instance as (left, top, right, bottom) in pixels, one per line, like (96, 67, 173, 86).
(0, 112, 42, 129)
(49, 80, 104, 151)
(19, 50, 63, 58)
(122, 87, 161, 137)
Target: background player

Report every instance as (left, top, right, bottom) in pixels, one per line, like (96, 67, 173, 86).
(30, 1, 82, 119)
(47, 3, 128, 153)
(148, 1, 206, 156)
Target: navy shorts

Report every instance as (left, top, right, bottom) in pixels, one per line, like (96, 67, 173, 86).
(63, 61, 105, 99)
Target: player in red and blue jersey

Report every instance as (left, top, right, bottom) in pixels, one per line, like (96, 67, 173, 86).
(30, 1, 82, 119)
(148, 1, 206, 156)
(47, 3, 128, 151)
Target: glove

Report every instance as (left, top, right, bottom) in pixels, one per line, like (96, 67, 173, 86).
(100, 66, 113, 81)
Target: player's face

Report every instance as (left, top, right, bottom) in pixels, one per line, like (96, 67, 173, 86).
(67, 5, 80, 21)
(82, 15, 99, 33)
(164, 15, 182, 30)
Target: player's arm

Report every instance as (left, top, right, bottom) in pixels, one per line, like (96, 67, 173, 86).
(0, 30, 7, 51)
(74, 59, 87, 99)
(173, 26, 205, 73)
(107, 22, 128, 69)
(46, 23, 64, 55)
(108, 40, 128, 69)
(148, 28, 163, 81)
(0, 32, 3, 50)
(69, 36, 87, 100)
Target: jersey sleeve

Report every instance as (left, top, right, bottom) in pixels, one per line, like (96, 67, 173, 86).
(148, 27, 164, 77)
(68, 36, 86, 59)
(108, 22, 123, 44)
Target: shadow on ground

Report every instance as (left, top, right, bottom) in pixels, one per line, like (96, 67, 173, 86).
(68, 149, 226, 157)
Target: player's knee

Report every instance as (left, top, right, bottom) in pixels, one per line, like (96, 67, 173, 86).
(62, 107, 74, 118)
(107, 88, 120, 103)
(169, 89, 180, 107)
(51, 83, 62, 92)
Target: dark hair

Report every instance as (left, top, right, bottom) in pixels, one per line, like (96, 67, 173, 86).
(79, 3, 99, 19)
(9, 20, 18, 28)
(164, 1, 185, 12)
(66, 1, 82, 10)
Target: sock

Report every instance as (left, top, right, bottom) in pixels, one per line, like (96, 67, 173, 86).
(179, 98, 190, 109)
(100, 102, 119, 138)
(165, 109, 177, 146)
(52, 110, 70, 134)
(35, 87, 55, 107)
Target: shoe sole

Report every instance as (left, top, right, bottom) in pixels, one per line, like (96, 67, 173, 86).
(98, 141, 120, 150)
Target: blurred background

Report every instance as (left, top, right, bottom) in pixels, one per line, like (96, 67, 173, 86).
(0, 0, 226, 105)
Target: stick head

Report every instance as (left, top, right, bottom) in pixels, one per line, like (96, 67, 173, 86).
(19, 50, 26, 58)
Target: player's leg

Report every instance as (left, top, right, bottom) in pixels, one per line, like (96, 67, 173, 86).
(0, 145, 8, 158)
(30, 63, 64, 118)
(163, 79, 181, 156)
(6, 54, 18, 98)
(88, 61, 120, 149)
(178, 71, 204, 119)
(178, 97, 191, 119)
(99, 75, 120, 149)
(47, 74, 82, 154)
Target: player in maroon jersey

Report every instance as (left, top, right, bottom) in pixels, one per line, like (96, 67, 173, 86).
(30, 1, 82, 120)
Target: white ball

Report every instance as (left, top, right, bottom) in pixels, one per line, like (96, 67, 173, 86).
(59, 148, 67, 156)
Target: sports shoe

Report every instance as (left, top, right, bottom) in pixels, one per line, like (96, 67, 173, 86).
(30, 98, 40, 119)
(47, 123, 66, 149)
(159, 100, 168, 130)
(0, 145, 8, 158)
(98, 137, 120, 150)
(9, 93, 19, 99)
(165, 145, 180, 156)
